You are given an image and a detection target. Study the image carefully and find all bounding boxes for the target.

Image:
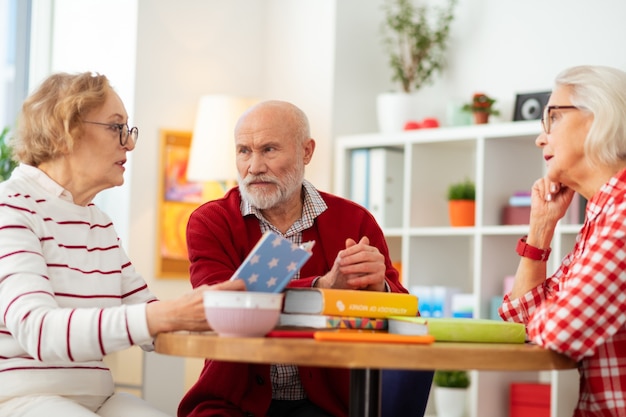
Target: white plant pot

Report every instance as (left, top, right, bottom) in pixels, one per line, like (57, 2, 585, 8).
(376, 92, 420, 133)
(434, 386, 468, 417)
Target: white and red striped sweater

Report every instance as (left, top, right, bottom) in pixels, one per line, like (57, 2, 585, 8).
(0, 164, 156, 399)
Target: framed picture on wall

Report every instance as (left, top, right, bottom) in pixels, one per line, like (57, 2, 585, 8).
(155, 129, 230, 278)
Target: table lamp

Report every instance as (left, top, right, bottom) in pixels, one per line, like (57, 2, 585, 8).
(187, 95, 258, 184)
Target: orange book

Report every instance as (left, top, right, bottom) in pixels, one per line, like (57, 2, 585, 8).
(282, 288, 418, 319)
(313, 329, 434, 344)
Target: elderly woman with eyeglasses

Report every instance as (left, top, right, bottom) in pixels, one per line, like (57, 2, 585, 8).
(0, 72, 244, 417)
(500, 65, 626, 416)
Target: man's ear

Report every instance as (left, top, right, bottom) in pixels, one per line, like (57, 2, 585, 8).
(303, 138, 315, 165)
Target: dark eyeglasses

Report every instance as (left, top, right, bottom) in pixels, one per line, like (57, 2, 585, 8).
(541, 105, 579, 134)
(83, 121, 139, 146)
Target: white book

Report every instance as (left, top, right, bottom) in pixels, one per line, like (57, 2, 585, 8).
(368, 147, 404, 228)
(508, 195, 532, 206)
(349, 148, 370, 208)
(431, 286, 461, 318)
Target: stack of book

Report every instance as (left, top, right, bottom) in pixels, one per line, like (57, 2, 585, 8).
(277, 287, 419, 331)
(276, 288, 525, 344)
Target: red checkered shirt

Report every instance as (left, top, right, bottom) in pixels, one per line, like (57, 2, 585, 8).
(500, 168, 626, 417)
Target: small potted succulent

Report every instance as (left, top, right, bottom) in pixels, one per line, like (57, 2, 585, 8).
(462, 93, 500, 124)
(447, 178, 475, 227)
(433, 370, 470, 417)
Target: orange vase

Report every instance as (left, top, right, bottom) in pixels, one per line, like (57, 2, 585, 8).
(448, 200, 475, 227)
(473, 112, 489, 124)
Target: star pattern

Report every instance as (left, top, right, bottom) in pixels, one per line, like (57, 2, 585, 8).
(231, 231, 313, 292)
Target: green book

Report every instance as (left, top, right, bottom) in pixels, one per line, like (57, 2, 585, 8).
(388, 316, 526, 344)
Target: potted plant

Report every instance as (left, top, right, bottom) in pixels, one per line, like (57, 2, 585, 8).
(433, 370, 470, 417)
(447, 178, 475, 227)
(462, 93, 500, 124)
(381, 0, 457, 93)
(0, 126, 17, 181)
(377, 0, 457, 132)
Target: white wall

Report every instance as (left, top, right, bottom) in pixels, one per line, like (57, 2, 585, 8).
(42, 0, 139, 245)
(264, 0, 336, 193)
(439, 0, 626, 122)
(333, 0, 626, 131)
(333, 0, 390, 136)
(130, 0, 268, 299)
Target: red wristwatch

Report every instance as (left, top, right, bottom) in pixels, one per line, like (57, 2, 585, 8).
(516, 236, 551, 262)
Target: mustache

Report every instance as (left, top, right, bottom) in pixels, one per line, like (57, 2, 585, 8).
(241, 175, 279, 187)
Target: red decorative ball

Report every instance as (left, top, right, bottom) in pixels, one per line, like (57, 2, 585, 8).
(404, 120, 422, 130)
(421, 118, 440, 128)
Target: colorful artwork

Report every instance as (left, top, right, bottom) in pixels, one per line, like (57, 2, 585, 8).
(163, 143, 203, 203)
(157, 130, 233, 278)
(160, 201, 196, 260)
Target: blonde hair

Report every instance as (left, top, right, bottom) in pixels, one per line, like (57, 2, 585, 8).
(12, 72, 113, 166)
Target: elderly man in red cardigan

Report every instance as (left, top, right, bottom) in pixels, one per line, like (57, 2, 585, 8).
(179, 100, 432, 417)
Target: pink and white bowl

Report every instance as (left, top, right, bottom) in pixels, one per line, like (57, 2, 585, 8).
(203, 291, 284, 337)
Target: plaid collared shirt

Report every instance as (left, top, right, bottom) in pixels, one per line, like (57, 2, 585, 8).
(241, 179, 327, 400)
(500, 168, 626, 416)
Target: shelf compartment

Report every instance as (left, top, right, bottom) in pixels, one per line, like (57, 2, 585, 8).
(409, 140, 477, 228)
(482, 136, 543, 227)
(406, 235, 474, 293)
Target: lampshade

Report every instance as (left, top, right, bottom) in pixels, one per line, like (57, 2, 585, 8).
(187, 95, 258, 182)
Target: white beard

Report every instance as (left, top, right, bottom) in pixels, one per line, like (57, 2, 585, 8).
(239, 163, 304, 210)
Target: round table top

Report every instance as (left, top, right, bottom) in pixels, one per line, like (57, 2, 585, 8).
(155, 331, 578, 371)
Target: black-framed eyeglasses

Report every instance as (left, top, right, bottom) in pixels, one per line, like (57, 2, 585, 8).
(541, 105, 579, 134)
(83, 121, 139, 146)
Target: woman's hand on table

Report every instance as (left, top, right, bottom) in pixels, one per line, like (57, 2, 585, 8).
(146, 279, 246, 335)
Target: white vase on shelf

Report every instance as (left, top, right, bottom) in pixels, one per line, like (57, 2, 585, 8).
(434, 386, 468, 417)
(376, 92, 420, 133)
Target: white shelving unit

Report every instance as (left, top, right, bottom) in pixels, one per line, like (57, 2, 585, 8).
(334, 121, 579, 417)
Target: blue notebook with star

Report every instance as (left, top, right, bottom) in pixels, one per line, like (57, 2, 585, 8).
(230, 231, 315, 293)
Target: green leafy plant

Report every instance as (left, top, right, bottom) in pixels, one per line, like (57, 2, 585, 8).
(447, 178, 475, 201)
(433, 370, 470, 388)
(381, 0, 457, 93)
(0, 126, 18, 181)
(462, 93, 500, 116)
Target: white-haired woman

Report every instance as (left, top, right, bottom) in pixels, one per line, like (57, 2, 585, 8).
(500, 65, 626, 416)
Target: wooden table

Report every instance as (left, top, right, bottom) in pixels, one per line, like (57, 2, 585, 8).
(155, 332, 577, 417)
